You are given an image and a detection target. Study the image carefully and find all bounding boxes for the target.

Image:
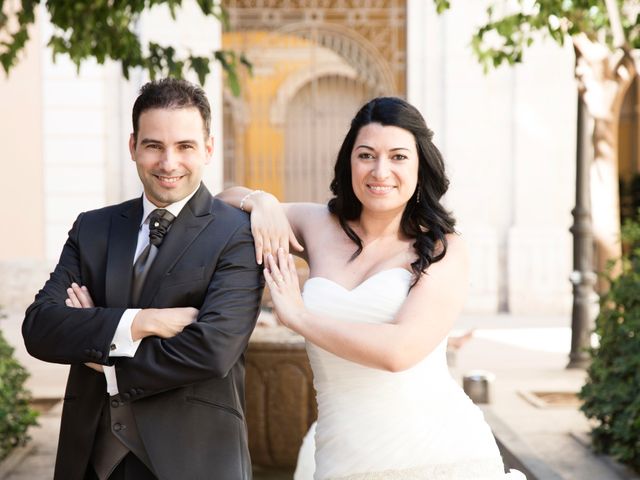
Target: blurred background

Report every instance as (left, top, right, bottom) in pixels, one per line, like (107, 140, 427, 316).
(1, 0, 595, 316)
(2, 1, 639, 478)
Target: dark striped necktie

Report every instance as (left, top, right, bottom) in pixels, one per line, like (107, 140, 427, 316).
(130, 208, 176, 305)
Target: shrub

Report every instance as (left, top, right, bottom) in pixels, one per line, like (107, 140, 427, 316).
(579, 216, 640, 472)
(0, 325, 39, 461)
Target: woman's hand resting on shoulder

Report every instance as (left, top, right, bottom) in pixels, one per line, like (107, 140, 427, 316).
(264, 248, 306, 330)
(248, 192, 304, 265)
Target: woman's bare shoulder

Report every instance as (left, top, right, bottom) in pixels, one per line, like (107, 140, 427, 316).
(413, 232, 468, 291)
(284, 202, 333, 228)
(440, 232, 468, 267)
(445, 232, 467, 254)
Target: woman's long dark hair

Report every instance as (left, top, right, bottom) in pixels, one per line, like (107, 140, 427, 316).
(328, 97, 456, 286)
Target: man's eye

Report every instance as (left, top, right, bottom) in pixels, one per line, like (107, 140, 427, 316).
(147, 144, 162, 150)
(179, 144, 194, 150)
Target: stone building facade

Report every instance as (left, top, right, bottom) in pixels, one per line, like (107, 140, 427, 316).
(2, 0, 582, 315)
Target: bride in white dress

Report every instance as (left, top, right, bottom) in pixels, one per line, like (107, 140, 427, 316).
(220, 97, 525, 479)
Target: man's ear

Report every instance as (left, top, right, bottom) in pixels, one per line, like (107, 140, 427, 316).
(205, 136, 214, 165)
(129, 134, 136, 161)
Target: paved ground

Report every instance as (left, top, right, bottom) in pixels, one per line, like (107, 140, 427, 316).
(450, 315, 622, 480)
(1, 310, 637, 479)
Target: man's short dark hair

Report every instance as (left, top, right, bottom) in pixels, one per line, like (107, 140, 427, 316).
(132, 78, 211, 142)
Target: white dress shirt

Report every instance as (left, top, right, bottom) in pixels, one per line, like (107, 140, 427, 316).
(103, 187, 199, 395)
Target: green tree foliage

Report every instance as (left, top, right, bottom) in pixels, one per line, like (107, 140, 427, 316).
(437, 1, 640, 70)
(0, 327, 38, 461)
(579, 215, 640, 471)
(0, 0, 250, 93)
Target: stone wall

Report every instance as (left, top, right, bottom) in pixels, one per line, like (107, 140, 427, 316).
(0, 260, 53, 314)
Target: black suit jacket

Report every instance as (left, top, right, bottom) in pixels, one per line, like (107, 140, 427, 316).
(23, 184, 263, 480)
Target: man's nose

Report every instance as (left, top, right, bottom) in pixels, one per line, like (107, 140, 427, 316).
(158, 149, 178, 171)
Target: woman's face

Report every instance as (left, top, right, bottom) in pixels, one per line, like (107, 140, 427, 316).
(350, 123, 419, 216)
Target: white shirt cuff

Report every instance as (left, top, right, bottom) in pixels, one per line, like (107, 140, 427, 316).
(109, 309, 142, 357)
(103, 366, 119, 396)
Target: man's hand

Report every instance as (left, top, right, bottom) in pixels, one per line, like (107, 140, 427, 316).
(67, 286, 105, 372)
(131, 307, 199, 341)
(65, 283, 95, 308)
(84, 362, 104, 372)
(65, 282, 198, 340)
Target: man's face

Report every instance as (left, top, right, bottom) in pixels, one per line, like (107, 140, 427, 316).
(130, 107, 213, 207)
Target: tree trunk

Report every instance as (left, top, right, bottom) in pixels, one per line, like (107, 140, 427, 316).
(573, 34, 637, 281)
(591, 116, 623, 281)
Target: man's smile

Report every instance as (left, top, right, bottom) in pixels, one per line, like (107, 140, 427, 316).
(153, 174, 185, 185)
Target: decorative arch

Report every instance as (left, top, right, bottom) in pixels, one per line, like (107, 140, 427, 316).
(267, 22, 396, 129)
(220, 19, 400, 198)
(270, 21, 396, 95)
(282, 74, 373, 202)
(270, 61, 358, 126)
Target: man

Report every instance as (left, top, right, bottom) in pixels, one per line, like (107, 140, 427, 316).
(23, 78, 263, 479)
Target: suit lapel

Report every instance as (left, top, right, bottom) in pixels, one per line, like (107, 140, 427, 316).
(138, 184, 215, 307)
(105, 200, 142, 308)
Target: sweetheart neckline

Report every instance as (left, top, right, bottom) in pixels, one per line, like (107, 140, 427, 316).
(305, 267, 412, 293)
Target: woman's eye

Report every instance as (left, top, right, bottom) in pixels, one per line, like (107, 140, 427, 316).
(358, 153, 374, 160)
(393, 154, 408, 161)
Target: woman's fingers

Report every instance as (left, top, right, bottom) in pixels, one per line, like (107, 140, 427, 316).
(262, 230, 276, 262)
(287, 254, 301, 295)
(266, 253, 283, 284)
(288, 254, 298, 282)
(289, 229, 304, 253)
(280, 234, 290, 255)
(266, 250, 300, 291)
(252, 222, 299, 265)
(252, 226, 281, 266)
(254, 232, 285, 266)
(268, 237, 280, 262)
(263, 266, 275, 288)
(277, 248, 291, 281)
(254, 230, 264, 265)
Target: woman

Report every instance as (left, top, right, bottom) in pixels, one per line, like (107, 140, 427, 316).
(219, 97, 525, 479)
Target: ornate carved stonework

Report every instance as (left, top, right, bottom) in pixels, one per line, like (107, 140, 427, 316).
(246, 325, 317, 469)
(223, 0, 406, 95)
(221, 1, 406, 201)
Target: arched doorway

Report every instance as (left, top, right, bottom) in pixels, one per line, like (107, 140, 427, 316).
(221, 19, 400, 199)
(618, 75, 640, 224)
(283, 74, 372, 202)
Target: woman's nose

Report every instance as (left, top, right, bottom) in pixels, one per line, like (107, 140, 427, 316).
(371, 158, 390, 179)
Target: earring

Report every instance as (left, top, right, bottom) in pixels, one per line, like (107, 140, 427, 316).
(416, 185, 421, 204)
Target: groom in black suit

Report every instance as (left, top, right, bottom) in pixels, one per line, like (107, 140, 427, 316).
(23, 78, 263, 479)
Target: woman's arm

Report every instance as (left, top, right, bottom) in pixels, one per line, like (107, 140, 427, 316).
(265, 235, 468, 372)
(215, 186, 261, 211)
(216, 186, 305, 264)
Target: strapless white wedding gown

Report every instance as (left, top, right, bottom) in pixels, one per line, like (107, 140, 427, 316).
(294, 268, 526, 480)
